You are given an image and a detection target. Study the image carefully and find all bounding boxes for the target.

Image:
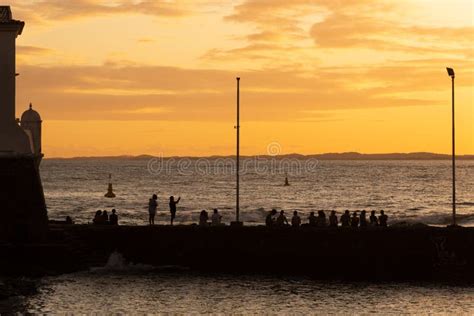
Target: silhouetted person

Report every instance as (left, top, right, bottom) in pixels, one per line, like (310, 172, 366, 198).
(308, 211, 317, 226)
(266, 209, 277, 227)
(351, 212, 359, 228)
(379, 210, 388, 227)
(102, 210, 109, 224)
(211, 209, 222, 226)
(169, 196, 181, 225)
(65, 216, 73, 225)
(93, 210, 102, 224)
(276, 210, 289, 226)
(359, 210, 367, 228)
(199, 210, 208, 226)
(148, 194, 158, 225)
(329, 210, 338, 228)
(370, 210, 378, 226)
(317, 210, 327, 227)
(110, 209, 118, 225)
(340, 210, 350, 227)
(291, 211, 301, 227)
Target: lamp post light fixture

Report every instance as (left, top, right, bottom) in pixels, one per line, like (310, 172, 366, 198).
(446, 67, 457, 227)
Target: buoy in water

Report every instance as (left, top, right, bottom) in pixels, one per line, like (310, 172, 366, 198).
(105, 173, 116, 198)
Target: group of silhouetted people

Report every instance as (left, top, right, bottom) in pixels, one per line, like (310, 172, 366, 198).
(199, 209, 224, 226)
(266, 209, 388, 228)
(148, 194, 181, 225)
(86, 195, 389, 228)
(335, 209, 388, 227)
(93, 209, 119, 225)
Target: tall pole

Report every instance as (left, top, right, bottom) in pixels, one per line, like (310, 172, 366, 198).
(236, 77, 240, 223)
(451, 74, 456, 226)
(446, 67, 456, 226)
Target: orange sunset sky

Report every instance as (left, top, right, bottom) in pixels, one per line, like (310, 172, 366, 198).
(11, 0, 474, 157)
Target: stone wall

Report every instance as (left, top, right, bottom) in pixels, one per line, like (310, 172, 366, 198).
(41, 224, 474, 281)
(0, 155, 48, 242)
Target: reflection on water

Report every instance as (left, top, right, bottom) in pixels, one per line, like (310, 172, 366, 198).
(3, 271, 474, 314)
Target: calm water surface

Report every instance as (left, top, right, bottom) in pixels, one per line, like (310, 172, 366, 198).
(3, 269, 474, 314)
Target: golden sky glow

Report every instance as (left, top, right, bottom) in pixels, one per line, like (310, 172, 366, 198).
(11, 0, 474, 157)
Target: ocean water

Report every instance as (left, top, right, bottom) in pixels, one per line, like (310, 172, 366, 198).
(2, 158, 473, 314)
(41, 158, 474, 226)
(3, 261, 474, 314)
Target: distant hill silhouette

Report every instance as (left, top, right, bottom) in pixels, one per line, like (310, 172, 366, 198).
(46, 152, 474, 160)
(308, 152, 474, 160)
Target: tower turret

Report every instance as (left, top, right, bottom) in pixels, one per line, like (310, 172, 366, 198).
(21, 103, 42, 156)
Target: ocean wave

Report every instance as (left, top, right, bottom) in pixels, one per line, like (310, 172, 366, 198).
(402, 213, 474, 226)
(90, 251, 189, 273)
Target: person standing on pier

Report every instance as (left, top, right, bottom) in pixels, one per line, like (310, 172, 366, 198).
(211, 209, 222, 226)
(379, 210, 388, 227)
(93, 210, 103, 224)
(148, 194, 158, 225)
(351, 211, 359, 228)
(359, 210, 367, 228)
(340, 210, 350, 227)
(276, 210, 289, 226)
(102, 210, 109, 224)
(351, 212, 359, 228)
(329, 211, 338, 228)
(369, 210, 378, 226)
(110, 209, 118, 225)
(169, 196, 181, 225)
(199, 210, 209, 226)
(308, 211, 317, 226)
(317, 211, 327, 227)
(266, 209, 277, 227)
(291, 211, 301, 227)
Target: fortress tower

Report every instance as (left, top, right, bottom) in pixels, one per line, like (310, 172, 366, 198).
(21, 103, 43, 160)
(0, 6, 47, 241)
(0, 6, 31, 155)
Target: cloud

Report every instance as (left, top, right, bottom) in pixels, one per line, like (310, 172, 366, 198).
(225, 0, 387, 35)
(201, 43, 306, 62)
(203, 0, 473, 66)
(16, 60, 471, 122)
(114, 106, 171, 115)
(137, 38, 155, 44)
(9, 1, 473, 124)
(16, 45, 55, 64)
(12, 0, 194, 22)
(17, 45, 53, 56)
(309, 12, 474, 54)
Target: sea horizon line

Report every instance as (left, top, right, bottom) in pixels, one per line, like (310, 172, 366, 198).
(44, 151, 474, 161)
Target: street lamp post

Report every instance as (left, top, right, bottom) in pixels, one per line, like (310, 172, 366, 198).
(232, 77, 243, 226)
(446, 67, 456, 227)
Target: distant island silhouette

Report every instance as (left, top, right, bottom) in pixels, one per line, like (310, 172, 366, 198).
(47, 152, 474, 160)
